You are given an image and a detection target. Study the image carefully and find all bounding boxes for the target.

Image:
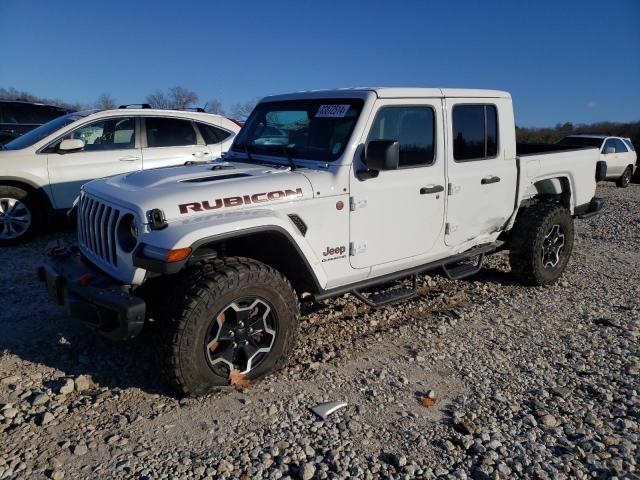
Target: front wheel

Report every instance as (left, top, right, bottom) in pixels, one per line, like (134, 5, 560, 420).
(509, 203, 574, 286)
(0, 186, 43, 246)
(153, 257, 299, 396)
(616, 167, 632, 188)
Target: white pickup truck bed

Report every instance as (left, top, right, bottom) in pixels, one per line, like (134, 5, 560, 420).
(516, 144, 600, 215)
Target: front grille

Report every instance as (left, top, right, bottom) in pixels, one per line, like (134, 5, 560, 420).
(78, 193, 120, 267)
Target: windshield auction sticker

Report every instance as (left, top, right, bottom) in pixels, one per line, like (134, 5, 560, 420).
(316, 105, 350, 118)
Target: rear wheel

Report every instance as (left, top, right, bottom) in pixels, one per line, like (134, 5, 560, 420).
(0, 186, 43, 246)
(153, 257, 299, 396)
(616, 167, 632, 188)
(509, 203, 574, 286)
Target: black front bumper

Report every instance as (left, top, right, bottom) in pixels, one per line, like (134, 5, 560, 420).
(38, 243, 145, 341)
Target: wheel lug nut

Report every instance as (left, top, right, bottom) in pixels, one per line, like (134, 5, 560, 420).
(232, 342, 238, 348)
(238, 321, 244, 327)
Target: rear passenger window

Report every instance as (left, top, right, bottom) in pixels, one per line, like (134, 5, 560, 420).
(613, 138, 628, 153)
(146, 117, 197, 148)
(453, 104, 498, 161)
(622, 139, 635, 151)
(367, 106, 435, 167)
(197, 122, 231, 144)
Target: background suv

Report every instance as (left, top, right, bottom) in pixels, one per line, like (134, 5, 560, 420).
(558, 134, 637, 188)
(0, 100, 73, 146)
(0, 105, 240, 244)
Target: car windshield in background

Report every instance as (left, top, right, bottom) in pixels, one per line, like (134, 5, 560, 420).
(556, 136, 603, 148)
(2, 112, 92, 150)
(231, 99, 364, 161)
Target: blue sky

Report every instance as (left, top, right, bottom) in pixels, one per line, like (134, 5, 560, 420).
(1, 0, 638, 127)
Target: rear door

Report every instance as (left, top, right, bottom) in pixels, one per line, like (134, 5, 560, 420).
(601, 138, 624, 177)
(194, 121, 235, 159)
(444, 100, 517, 246)
(349, 99, 446, 269)
(613, 138, 633, 173)
(141, 117, 211, 169)
(46, 116, 141, 209)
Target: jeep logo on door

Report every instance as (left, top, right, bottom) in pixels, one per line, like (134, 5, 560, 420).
(178, 188, 303, 214)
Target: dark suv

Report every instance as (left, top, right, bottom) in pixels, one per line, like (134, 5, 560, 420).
(0, 100, 73, 146)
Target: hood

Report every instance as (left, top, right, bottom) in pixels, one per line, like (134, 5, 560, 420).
(83, 161, 314, 223)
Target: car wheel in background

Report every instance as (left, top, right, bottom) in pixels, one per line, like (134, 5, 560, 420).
(616, 167, 632, 188)
(0, 186, 43, 246)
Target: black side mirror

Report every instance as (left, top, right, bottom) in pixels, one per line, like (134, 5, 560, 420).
(364, 140, 400, 171)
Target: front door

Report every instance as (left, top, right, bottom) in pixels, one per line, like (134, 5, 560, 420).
(47, 116, 141, 209)
(349, 100, 446, 269)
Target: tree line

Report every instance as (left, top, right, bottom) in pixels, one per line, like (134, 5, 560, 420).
(0, 86, 258, 120)
(1, 86, 639, 146)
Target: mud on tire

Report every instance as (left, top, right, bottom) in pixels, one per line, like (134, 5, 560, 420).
(508, 203, 574, 286)
(152, 257, 300, 396)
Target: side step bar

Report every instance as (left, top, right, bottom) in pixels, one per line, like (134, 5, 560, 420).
(313, 242, 502, 306)
(352, 275, 417, 307)
(442, 254, 485, 280)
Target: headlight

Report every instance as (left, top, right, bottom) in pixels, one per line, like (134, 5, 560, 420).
(117, 213, 138, 253)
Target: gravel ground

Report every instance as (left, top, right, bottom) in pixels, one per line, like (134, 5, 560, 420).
(0, 182, 638, 480)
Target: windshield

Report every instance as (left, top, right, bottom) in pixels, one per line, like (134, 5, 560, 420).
(2, 112, 92, 150)
(231, 99, 364, 161)
(557, 136, 603, 148)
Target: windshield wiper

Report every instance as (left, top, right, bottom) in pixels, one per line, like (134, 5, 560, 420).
(233, 143, 264, 166)
(281, 146, 297, 171)
(234, 143, 297, 170)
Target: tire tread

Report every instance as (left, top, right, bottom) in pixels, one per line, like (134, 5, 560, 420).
(153, 257, 299, 396)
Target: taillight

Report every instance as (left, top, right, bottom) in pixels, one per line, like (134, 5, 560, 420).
(227, 117, 243, 128)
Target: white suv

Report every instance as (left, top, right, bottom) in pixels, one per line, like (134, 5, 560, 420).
(0, 106, 240, 244)
(558, 134, 637, 187)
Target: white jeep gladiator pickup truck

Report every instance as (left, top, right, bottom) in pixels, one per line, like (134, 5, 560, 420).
(39, 88, 606, 395)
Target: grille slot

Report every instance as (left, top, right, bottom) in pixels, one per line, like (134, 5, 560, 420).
(78, 193, 121, 267)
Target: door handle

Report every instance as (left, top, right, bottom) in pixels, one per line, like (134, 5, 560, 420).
(481, 176, 501, 185)
(192, 151, 207, 157)
(420, 185, 444, 194)
(119, 155, 140, 162)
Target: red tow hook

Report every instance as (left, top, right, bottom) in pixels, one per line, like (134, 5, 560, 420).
(79, 273, 94, 286)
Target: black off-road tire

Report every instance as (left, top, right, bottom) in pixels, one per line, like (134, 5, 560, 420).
(0, 185, 44, 246)
(508, 203, 574, 286)
(153, 257, 299, 396)
(616, 167, 632, 188)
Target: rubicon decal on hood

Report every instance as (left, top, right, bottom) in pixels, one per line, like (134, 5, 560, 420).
(179, 188, 304, 214)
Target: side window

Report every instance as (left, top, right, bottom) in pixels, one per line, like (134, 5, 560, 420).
(622, 139, 635, 151)
(613, 138, 628, 153)
(367, 106, 435, 167)
(68, 117, 136, 151)
(452, 104, 499, 161)
(146, 117, 197, 148)
(602, 139, 615, 154)
(197, 122, 231, 144)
